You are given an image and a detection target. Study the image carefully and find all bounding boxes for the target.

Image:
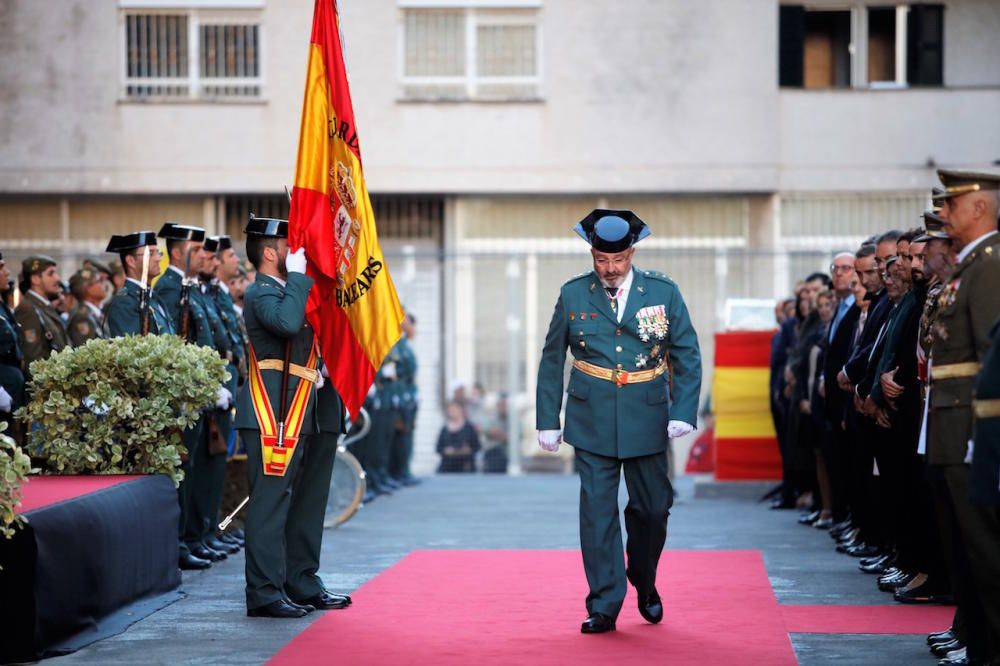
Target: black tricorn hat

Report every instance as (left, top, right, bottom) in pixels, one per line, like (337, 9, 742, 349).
(158, 222, 206, 242)
(573, 209, 650, 253)
(245, 214, 288, 238)
(205, 235, 233, 253)
(106, 231, 158, 253)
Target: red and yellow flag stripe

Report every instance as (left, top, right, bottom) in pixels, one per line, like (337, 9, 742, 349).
(289, 0, 403, 416)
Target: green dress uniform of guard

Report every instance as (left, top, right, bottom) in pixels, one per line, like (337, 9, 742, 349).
(235, 216, 350, 618)
(154, 223, 226, 568)
(103, 232, 175, 337)
(536, 210, 702, 634)
(928, 170, 1000, 664)
(0, 252, 25, 435)
(14, 255, 70, 379)
(388, 320, 419, 484)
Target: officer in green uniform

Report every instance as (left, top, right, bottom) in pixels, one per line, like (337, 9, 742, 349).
(235, 217, 350, 618)
(155, 223, 230, 569)
(66, 267, 107, 347)
(366, 358, 400, 494)
(15, 255, 70, 379)
(536, 210, 702, 634)
(207, 235, 249, 549)
(104, 232, 174, 336)
(389, 312, 420, 485)
(929, 169, 1000, 664)
(0, 253, 24, 436)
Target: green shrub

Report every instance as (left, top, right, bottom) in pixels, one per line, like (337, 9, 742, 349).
(16, 335, 227, 486)
(0, 422, 32, 539)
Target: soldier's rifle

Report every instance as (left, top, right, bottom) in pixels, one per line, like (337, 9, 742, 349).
(138, 245, 151, 335)
(178, 245, 194, 341)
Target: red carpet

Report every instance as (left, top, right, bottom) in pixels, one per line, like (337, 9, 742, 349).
(781, 604, 954, 634)
(18, 475, 143, 513)
(270, 550, 797, 665)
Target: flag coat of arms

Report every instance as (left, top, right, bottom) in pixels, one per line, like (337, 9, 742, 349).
(289, 0, 403, 416)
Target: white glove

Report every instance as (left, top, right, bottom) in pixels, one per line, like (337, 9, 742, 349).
(316, 372, 325, 390)
(216, 386, 233, 410)
(0, 387, 11, 413)
(537, 429, 562, 452)
(286, 247, 307, 275)
(321, 364, 330, 378)
(667, 420, 694, 439)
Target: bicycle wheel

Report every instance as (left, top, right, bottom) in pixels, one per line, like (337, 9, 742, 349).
(324, 447, 366, 528)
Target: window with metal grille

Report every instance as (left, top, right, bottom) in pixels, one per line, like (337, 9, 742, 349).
(122, 10, 263, 100)
(401, 7, 541, 101)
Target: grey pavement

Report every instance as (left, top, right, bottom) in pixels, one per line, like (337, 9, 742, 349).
(54, 474, 942, 665)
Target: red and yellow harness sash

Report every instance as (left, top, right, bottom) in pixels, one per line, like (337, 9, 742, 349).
(248, 341, 318, 476)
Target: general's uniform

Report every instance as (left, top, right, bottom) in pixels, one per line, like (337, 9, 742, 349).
(235, 217, 347, 616)
(928, 170, 1000, 663)
(536, 210, 702, 631)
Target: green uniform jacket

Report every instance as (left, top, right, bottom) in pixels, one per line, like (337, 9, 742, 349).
(14, 291, 70, 376)
(67, 303, 105, 347)
(972, 317, 1000, 505)
(316, 375, 346, 434)
(536, 266, 702, 459)
(0, 300, 24, 410)
(104, 279, 175, 336)
(214, 284, 247, 370)
(929, 233, 1000, 465)
(234, 273, 319, 435)
(153, 267, 214, 348)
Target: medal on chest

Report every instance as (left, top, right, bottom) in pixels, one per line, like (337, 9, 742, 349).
(636, 305, 668, 343)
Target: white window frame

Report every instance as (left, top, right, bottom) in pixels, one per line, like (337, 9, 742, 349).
(118, 7, 266, 102)
(397, 6, 543, 101)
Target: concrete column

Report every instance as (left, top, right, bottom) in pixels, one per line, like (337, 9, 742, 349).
(747, 193, 781, 299)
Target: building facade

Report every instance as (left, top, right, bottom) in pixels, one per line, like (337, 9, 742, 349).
(2, 0, 999, 471)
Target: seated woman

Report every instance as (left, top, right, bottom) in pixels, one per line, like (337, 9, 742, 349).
(436, 400, 480, 473)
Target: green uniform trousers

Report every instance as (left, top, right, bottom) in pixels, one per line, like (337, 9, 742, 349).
(938, 464, 1000, 661)
(389, 405, 416, 480)
(242, 429, 337, 609)
(187, 409, 231, 546)
(575, 448, 673, 619)
(177, 419, 204, 558)
(367, 404, 395, 484)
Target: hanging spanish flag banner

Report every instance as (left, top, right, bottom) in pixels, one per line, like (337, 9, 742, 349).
(288, 0, 403, 416)
(712, 330, 782, 480)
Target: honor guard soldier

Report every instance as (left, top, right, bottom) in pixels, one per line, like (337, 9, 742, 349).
(185, 235, 241, 558)
(155, 222, 231, 570)
(235, 216, 350, 618)
(929, 169, 1000, 665)
(15, 255, 70, 379)
(535, 210, 702, 634)
(0, 253, 24, 435)
(388, 311, 420, 485)
(66, 267, 107, 347)
(103, 232, 174, 336)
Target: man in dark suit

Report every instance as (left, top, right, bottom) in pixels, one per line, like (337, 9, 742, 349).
(822, 252, 861, 524)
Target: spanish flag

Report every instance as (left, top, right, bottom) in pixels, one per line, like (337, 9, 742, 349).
(288, 0, 403, 416)
(712, 330, 782, 480)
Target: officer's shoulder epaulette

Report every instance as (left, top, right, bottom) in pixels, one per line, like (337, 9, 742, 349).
(562, 272, 592, 288)
(641, 269, 675, 285)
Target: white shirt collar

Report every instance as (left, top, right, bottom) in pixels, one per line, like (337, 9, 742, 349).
(28, 290, 49, 305)
(956, 230, 998, 264)
(600, 268, 634, 295)
(217, 280, 230, 295)
(167, 264, 186, 278)
(126, 277, 146, 289)
(85, 301, 103, 318)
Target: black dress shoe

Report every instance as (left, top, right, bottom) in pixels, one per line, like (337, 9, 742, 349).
(859, 554, 894, 574)
(879, 572, 914, 592)
(638, 588, 663, 624)
(769, 498, 796, 510)
(219, 532, 243, 547)
(362, 488, 377, 504)
(284, 598, 316, 613)
(936, 647, 968, 665)
(293, 590, 351, 610)
(191, 544, 227, 562)
(206, 537, 239, 554)
(798, 510, 821, 525)
(928, 628, 956, 645)
(179, 552, 212, 570)
(931, 639, 963, 658)
(400, 476, 422, 487)
(895, 576, 951, 604)
(581, 613, 616, 634)
(846, 543, 880, 558)
(247, 599, 309, 618)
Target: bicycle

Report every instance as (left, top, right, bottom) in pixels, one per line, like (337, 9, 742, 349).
(323, 407, 370, 528)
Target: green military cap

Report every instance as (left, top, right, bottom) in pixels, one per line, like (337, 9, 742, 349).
(82, 257, 112, 275)
(933, 169, 1000, 201)
(69, 267, 99, 293)
(22, 254, 57, 277)
(914, 210, 949, 243)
